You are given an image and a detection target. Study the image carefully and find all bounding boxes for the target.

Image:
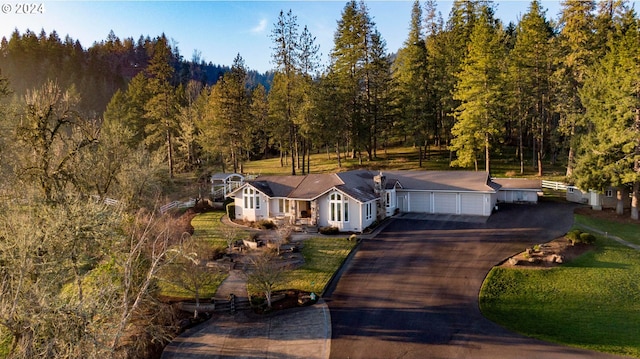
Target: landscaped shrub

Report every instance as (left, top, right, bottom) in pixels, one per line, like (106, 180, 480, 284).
(566, 229, 582, 244)
(319, 226, 340, 235)
(565, 229, 596, 245)
(210, 247, 226, 260)
(257, 220, 276, 230)
(226, 202, 235, 219)
(579, 232, 596, 244)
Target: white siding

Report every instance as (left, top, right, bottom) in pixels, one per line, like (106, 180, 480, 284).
(498, 190, 539, 204)
(434, 193, 457, 214)
(397, 192, 409, 212)
(460, 193, 485, 215)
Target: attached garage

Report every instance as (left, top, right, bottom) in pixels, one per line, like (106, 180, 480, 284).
(434, 192, 457, 214)
(407, 191, 431, 213)
(386, 171, 500, 217)
(460, 193, 486, 215)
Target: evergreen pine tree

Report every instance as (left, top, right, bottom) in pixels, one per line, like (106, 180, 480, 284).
(450, 8, 505, 173)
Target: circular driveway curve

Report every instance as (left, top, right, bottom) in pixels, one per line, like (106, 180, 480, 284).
(326, 202, 632, 359)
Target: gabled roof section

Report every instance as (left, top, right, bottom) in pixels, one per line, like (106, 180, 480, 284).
(386, 170, 497, 192)
(249, 175, 306, 198)
(334, 170, 379, 202)
(288, 174, 343, 199)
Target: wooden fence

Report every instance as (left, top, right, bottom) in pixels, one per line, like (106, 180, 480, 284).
(541, 180, 569, 191)
(160, 198, 197, 214)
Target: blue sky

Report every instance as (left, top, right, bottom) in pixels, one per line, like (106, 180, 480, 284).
(1, 1, 569, 73)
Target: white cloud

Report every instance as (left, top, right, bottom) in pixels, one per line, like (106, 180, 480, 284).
(251, 18, 267, 34)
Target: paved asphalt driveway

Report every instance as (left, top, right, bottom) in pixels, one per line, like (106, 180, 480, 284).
(326, 201, 631, 359)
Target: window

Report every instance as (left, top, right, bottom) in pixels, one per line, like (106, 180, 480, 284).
(365, 202, 373, 221)
(278, 198, 290, 214)
(243, 187, 260, 209)
(344, 202, 349, 222)
(568, 187, 574, 194)
(605, 189, 613, 198)
(386, 191, 391, 208)
(330, 192, 348, 222)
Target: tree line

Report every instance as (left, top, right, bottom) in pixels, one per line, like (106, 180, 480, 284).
(101, 1, 637, 194)
(0, 29, 272, 115)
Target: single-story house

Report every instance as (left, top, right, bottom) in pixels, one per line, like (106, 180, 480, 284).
(227, 170, 540, 233)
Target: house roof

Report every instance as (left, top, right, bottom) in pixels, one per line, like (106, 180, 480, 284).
(247, 175, 306, 197)
(492, 178, 542, 191)
(288, 174, 343, 199)
(335, 170, 380, 202)
(386, 171, 498, 192)
(231, 170, 500, 201)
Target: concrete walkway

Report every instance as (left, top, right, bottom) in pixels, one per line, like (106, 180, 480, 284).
(213, 269, 248, 300)
(161, 299, 332, 359)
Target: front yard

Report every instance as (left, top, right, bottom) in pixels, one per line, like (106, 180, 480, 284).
(157, 210, 357, 301)
(479, 214, 640, 358)
(278, 236, 358, 295)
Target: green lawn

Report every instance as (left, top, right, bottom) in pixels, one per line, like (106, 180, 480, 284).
(480, 218, 640, 357)
(574, 214, 640, 246)
(189, 211, 246, 247)
(241, 145, 564, 178)
(277, 236, 358, 294)
(157, 210, 244, 299)
(156, 270, 227, 301)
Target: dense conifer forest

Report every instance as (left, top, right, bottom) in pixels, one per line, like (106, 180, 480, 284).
(0, 0, 638, 357)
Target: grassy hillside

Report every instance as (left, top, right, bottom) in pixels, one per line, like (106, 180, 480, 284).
(241, 145, 567, 178)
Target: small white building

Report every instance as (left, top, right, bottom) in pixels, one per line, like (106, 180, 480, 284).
(492, 178, 542, 204)
(566, 185, 631, 211)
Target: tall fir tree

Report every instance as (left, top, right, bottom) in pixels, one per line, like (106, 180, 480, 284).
(329, 0, 389, 164)
(143, 35, 180, 178)
(393, 1, 431, 166)
(511, 0, 554, 176)
(269, 9, 320, 174)
(575, 13, 640, 219)
(450, 8, 505, 173)
(554, 0, 596, 177)
(202, 54, 250, 173)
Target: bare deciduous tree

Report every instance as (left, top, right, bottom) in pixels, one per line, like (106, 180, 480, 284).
(245, 252, 285, 309)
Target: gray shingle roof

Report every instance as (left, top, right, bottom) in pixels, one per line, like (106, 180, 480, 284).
(385, 170, 496, 192)
(492, 178, 541, 190)
(247, 176, 305, 197)
(240, 170, 498, 202)
(288, 174, 343, 199)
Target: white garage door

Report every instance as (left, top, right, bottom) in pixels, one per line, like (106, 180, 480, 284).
(408, 192, 431, 212)
(460, 193, 485, 215)
(434, 193, 457, 214)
